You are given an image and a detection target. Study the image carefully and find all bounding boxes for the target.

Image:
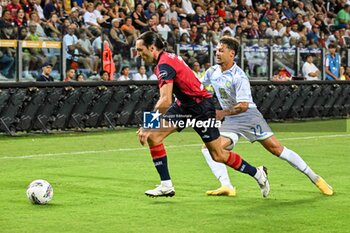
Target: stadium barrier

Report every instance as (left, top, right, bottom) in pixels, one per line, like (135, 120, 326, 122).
(0, 81, 349, 135)
(3, 38, 350, 81)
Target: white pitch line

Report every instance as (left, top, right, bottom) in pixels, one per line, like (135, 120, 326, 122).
(1, 134, 349, 160)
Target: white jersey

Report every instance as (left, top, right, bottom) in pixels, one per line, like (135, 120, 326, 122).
(202, 63, 257, 110)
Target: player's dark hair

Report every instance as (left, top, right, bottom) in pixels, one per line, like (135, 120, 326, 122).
(137, 31, 167, 50)
(219, 36, 240, 54)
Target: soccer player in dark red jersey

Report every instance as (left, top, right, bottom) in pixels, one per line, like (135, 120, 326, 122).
(136, 31, 270, 197)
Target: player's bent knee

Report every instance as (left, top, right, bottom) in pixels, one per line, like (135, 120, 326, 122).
(220, 133, 239, 151)
(270, 145, 284, 156)
(147, 132, 165, 146)
(209, 149, 227, 163)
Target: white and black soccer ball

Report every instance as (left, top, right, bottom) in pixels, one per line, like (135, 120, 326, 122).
(26, 179, 53, 205)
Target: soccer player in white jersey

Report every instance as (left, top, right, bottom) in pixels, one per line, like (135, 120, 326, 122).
(201, 36, 334, 196)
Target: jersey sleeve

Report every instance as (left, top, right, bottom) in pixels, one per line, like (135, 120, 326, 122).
(235, 77, 252, 103)
(158, 63, 176, 87)
(202, 67, 214, 87)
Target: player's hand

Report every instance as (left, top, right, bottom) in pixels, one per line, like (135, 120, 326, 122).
(137, 128, 148, 146)
(216, 110, 226, 121)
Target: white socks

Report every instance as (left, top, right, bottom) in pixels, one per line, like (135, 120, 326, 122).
(279, 147, 318, 183)
(201, 148, 234, 189)
(161, 180, 173, 187)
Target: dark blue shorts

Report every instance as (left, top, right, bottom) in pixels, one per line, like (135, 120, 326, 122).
(163, 98, 220, 143)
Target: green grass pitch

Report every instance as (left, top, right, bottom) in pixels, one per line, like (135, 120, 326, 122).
(0, 119, 349, 233)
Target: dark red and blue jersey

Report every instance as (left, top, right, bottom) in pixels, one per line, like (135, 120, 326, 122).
(155, 51, 212, 106)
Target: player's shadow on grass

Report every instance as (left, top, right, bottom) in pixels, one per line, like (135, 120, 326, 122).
(243, 194, 327, 211)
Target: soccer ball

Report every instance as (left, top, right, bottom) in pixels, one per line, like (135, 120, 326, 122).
(26, 179, 53, 204)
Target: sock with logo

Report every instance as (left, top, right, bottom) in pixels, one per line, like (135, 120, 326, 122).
(225, 151, 257, 177)
(150, 144, 171, 182)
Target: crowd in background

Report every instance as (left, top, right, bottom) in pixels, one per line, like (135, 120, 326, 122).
(1, 0, 350, 81)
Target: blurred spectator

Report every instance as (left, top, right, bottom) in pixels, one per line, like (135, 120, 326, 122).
(339, 66, 346, 80)
(68, 7, 84, 28)
(281, 0, 295, 19)
(118, 66, 130, 81)
(64, 68, 76, 81)
(36, 62, 54, 81)
(273, 67, 292, 81)
(217, 0, 227, 19)
(84, 3, 101, 30)
(75, 72, 85, 81)
(33, 0, 44, 20)
(0, 24, 15, 79)
(63, 24, 95, 73)
(44, 0, 61, 20)
(167, 25, 180, 48)
(265, 20, 278, 38)
(164, 3, 177, 23)
(247, 21, 260, 39)
(44, 13, 61, 38)
(120, 17, 139, 45)
(132, 3, 148, 33)
(107, 3, 120, 20)
(209, 21, 221, 45)
(180, 0, 195, 17)
(14, 8, 27, 27)
(192, 5, 206, 28)
(148, 65, 157, 80)
(133, 65, 147, 80)
(6, 0, 22, 20)
(307, 24, 320, 46)
(189, 24, 198, 43)
(146, 15, 158, 32)
(62, 0, 72, 14)
(18, 26, 28, 39)
(94, 2, 110, 28)
(191, 61, 201, 79)
(222, 19, 236, 37)
(0, 10, 13, 27)
(144, 2, 157, 19)
(325, 43, 341, 80)
(294, 1, 307, 16)
(345, 66, 350, 80)
(334, 3, 350, 29)
(205, 6, 216, 27)
(78, 30, 99, 74)
(302, 54, 320, 81)
(100, 70, 111, 81)
(71, 0, 83, 10)
(159, 0, 170, 10)
(92, 29, 103, 55)
(157, 15, 171, 40)
(179, 18, 190, 36)
(28, 12, 47, 39)
(25, 23, 49, 69)
(109, 18, 129, 57)
(157, 4, 167, 19)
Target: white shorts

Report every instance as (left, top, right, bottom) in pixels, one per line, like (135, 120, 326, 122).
(219, 108, 274, 143)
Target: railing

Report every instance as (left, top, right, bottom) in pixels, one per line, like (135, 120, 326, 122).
(2, 38, 350, 82)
